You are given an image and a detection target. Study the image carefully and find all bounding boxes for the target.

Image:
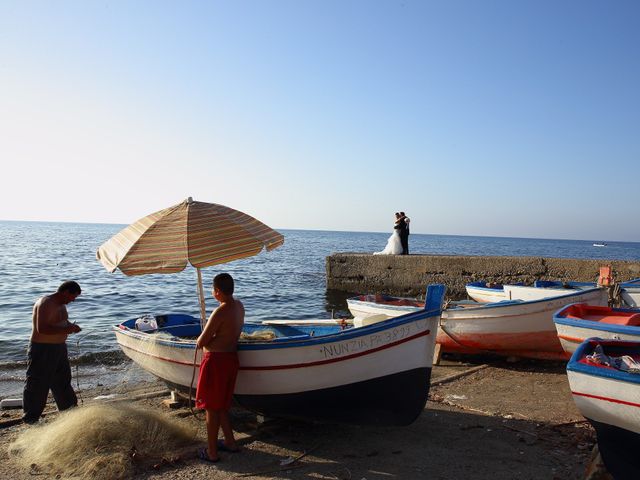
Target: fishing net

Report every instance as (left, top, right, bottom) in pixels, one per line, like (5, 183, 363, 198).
(9, 403, 196, 479)
(240, 330, 276, 342)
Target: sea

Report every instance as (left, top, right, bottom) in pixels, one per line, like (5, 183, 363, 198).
(1, 220, 639, 398)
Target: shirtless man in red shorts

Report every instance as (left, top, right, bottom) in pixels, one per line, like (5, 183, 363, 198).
(195, 273, 244, 463)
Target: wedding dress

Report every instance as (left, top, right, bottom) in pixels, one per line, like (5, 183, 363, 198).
(374, 230, 403, 255)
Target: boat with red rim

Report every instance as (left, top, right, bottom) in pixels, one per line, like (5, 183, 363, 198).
(553, 303, 640, 355)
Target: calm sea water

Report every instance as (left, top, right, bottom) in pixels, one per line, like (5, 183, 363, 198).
(1, 220, 639, 395)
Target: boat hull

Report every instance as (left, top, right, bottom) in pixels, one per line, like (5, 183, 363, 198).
(554, 304, 640, 354)
(235, 366, 431, 426)
(349, 288, 607, 360)
(567, 339, 640, 479)
(466, 282, 594, 303)
(114, 285, 444, 426)
(468, 279, 640, 307)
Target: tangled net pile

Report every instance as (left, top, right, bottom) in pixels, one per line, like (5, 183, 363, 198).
(9, 403, 196, 479)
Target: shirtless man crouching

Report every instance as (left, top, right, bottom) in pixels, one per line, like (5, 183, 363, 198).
(195, 273, 244, 463)
(23, 280, 82, 424)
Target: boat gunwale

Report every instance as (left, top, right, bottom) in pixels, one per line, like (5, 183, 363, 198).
(353, 288, 604, 317)
(447, 287, 604, 314)
(113, 306, 441, 351)
(347, 298, 420, 313)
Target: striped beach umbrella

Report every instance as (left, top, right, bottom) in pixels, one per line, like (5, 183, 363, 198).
(96, 197, 284, 323)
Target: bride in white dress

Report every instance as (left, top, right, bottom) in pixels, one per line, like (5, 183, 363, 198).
(374, 214, 403, 255)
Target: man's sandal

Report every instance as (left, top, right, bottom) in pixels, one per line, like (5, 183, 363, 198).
(217, 439, 240, 453)
(197, 447, 219, 463)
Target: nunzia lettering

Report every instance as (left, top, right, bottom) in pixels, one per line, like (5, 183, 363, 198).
(319, 336, 370, 359)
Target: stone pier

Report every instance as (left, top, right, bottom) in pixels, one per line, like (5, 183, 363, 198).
(326, 254, 640, 299)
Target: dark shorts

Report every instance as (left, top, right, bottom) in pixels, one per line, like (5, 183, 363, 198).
(195, 351, 239, 411)
(23, 342, 77, 422)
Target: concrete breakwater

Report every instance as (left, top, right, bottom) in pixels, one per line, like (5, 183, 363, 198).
(326, 253, 640, 299)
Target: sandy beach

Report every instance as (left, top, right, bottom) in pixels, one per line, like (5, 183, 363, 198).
(0, 355, 595, 479)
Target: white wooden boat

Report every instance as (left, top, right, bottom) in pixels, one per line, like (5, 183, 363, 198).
(621, 285, 640, 308)
(567, 339, 640, 479)
(348, 287, 608, 360)
(114, 285, 445, 426)
(467, 279, 640, 307)
(553, 303, 640, 354)
(465, 280, 593, 303)
(347, 294, 424, 325)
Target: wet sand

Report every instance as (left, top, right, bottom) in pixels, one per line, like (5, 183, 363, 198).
(0, 356, 594, 479)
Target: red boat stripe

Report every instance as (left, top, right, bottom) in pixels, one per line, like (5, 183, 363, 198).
(119, 329, 431, 371)
(572, 391, 640, 408)
(557, 334, 583, 343)
(242, 330, 431, 370)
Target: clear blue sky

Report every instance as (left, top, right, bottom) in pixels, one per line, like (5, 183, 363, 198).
(1, 1, 638, 241)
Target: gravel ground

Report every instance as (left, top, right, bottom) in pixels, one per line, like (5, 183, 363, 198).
(0, 355, 596, 479)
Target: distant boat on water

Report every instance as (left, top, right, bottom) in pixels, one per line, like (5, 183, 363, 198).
(593, 242, 607, 247)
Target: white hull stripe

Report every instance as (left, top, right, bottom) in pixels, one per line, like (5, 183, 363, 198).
(117, 329, 431, 370)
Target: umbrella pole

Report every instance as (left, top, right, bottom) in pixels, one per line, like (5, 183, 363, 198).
(196, 268, 207, 329)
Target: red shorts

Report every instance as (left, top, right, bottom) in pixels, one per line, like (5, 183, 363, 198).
(195, 351, 239, 411)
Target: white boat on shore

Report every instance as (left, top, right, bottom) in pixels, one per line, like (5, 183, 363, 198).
(348, 287, 608, 360)
(567, 339, 640, 479)
(466, 279, 640, 307)
(465, 280, 594, 303)
(553, 303, 640, 354)
(115, 285, 445, 426)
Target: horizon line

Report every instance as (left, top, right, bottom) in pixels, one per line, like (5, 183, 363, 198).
(0, 218, 636, 244)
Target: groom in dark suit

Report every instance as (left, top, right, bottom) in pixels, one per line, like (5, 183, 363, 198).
(397, 212, 410, 255)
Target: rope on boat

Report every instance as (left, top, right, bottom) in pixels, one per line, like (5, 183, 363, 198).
(608, 282, 622, 307)
(73, 335, 84, 406)
(188, 346, 203, 419)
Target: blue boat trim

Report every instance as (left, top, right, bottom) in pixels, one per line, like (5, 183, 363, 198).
(114, 307, 440, 351)
(115, 284, 445, 351)
(465, 281, 505, 291)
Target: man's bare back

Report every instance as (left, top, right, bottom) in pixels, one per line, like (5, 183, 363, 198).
(197, 298, 244, 353)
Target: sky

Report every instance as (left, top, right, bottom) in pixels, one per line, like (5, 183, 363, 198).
(1, 1, 639, 241)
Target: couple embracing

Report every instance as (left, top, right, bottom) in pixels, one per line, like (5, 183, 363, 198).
(374, 212, 410, 255)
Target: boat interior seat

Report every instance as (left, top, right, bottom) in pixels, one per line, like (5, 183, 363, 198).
(598, 314, 640, 326)
(564, 304, 640, 326)
(566, 312, 640, 326)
